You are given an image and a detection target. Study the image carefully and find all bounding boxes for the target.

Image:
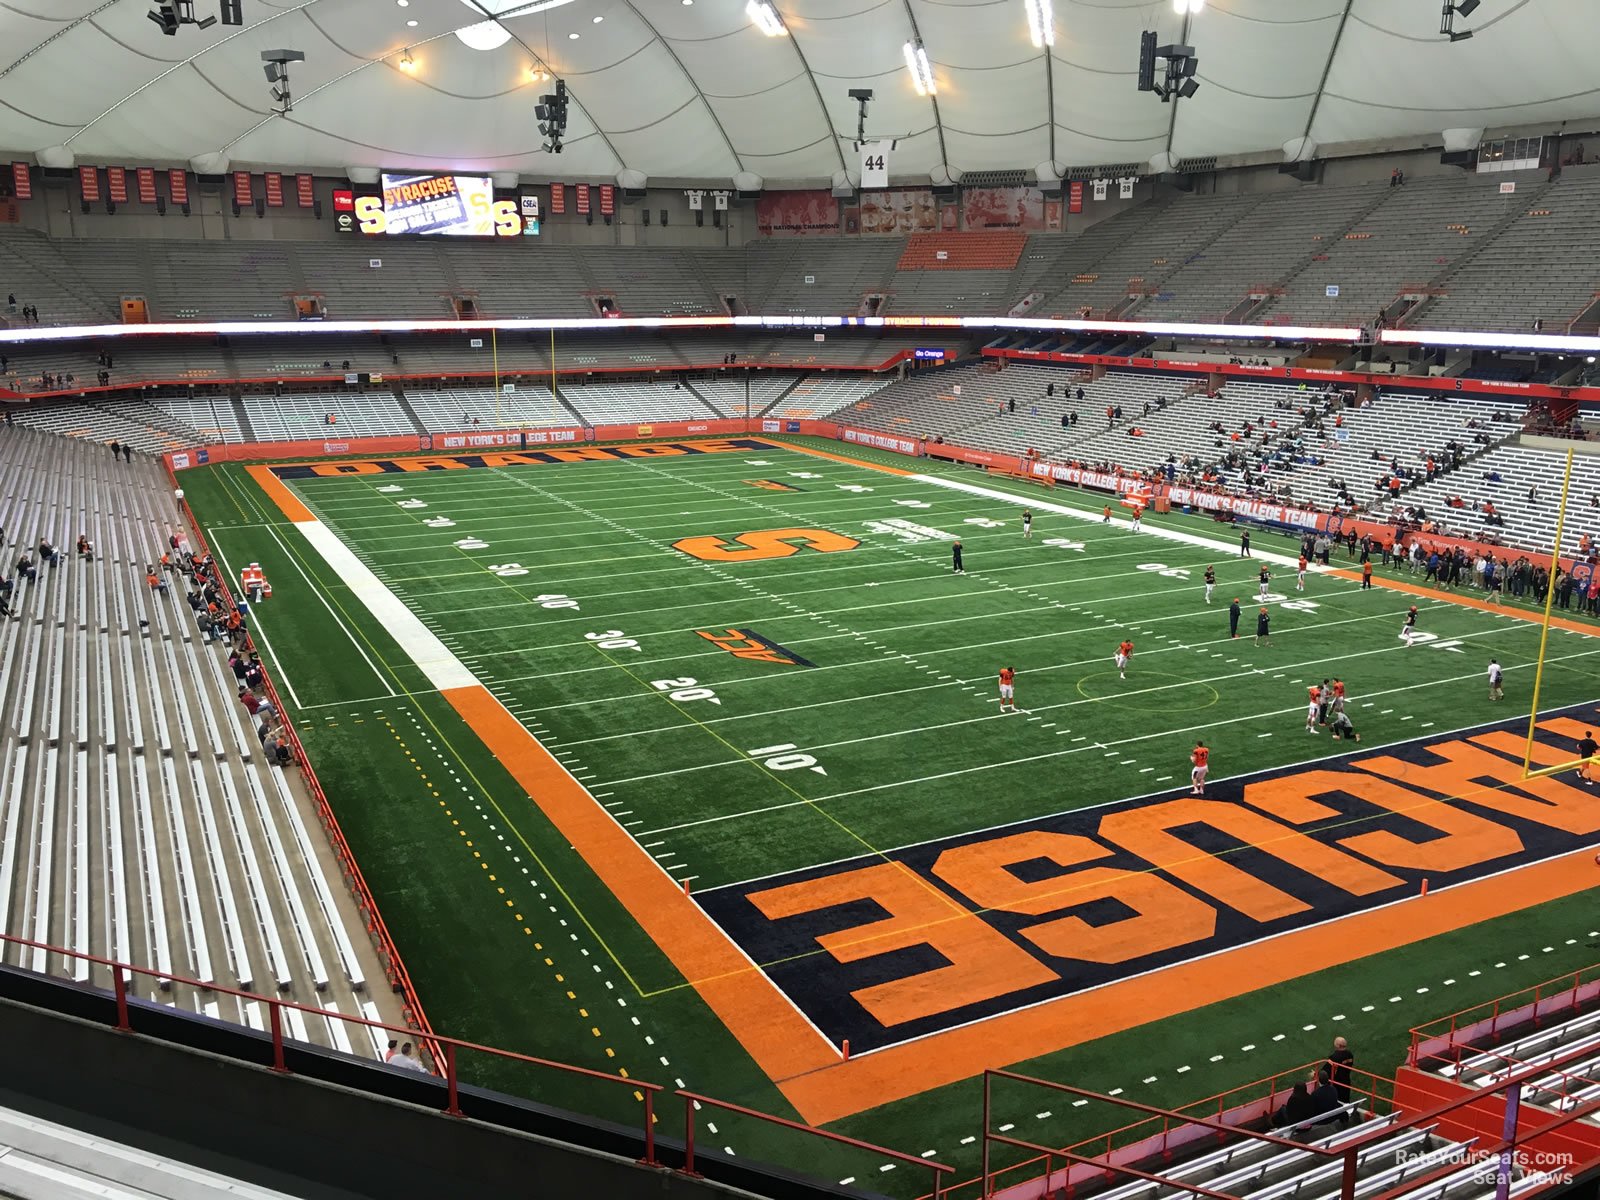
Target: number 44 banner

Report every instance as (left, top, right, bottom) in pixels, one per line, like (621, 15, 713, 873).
(860, 140, 892, 189)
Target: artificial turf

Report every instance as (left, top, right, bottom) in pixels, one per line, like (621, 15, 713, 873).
(180, 434, 1600, 1197)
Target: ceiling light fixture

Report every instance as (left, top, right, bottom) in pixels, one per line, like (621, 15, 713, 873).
(592, 14, 603, 21)
(903, 40, 935, 96)
(399, 47, 417, 71)
(1172, 0, 1203, 13)
(406, 17, 417, 24)
(1023, 0, 1053, 48)
(745, 0, 786, 37)
(568, 31, 579, 38)
(1439, 0, 1480, 40)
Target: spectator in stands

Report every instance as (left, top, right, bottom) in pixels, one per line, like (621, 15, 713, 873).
(197, 610, 220, 642)
(1274, 1080, 1316, 1129)
(1308, 1068, 1345, 1125)
(390, 1042, 428, 1073)
(244, 655, 265, 691)
(75, 534, 93, 562)
(37, 537, 58, 568)
(144, 564, 166, 593)
(228, 650, 249, 685)
(239, 686, 276, 724)
(16, 552, 36, 583)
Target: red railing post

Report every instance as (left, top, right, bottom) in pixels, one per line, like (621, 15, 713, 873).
(640, 1088, 658, 1167)
(444, 1043, 462, 1117)
(681, 1094, 699, 1177)
(268, 1001, 287, 1073)
(112, 963, 130, 1031)
(981, 1071, 992, 1199)
(1340, 1146, 1357, 1200)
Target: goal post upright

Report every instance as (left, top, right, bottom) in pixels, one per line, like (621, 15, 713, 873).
(1522, 446, 1576, 779)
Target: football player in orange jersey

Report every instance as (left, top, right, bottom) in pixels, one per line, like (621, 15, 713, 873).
(998, 665, 1017, 713)
(1190, 741, 1209, 796)
(1114, 639, 1134, 680)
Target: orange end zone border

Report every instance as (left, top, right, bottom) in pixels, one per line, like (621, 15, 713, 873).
(243, 440, 1600, 1128)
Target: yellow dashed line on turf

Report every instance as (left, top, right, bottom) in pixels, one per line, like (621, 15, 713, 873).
(376, 709, 640, 1087)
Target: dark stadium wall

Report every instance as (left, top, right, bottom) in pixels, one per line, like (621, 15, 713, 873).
(13, 173, 753, 246)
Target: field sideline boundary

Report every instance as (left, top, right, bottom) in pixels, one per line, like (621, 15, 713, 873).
(233, 441, 1600, 1126)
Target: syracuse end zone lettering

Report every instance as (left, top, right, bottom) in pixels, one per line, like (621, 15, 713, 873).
(697, 704, 1600, 1054)
(267, 438, 770, 479)
(673, 528, 860, 563)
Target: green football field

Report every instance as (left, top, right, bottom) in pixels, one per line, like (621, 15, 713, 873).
(182, 434, 1600, 1196)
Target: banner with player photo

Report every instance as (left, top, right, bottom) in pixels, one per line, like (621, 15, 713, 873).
(754, 189, 841, 236)
(844, 188, 936, 236)
(960, 185, 1049, 231)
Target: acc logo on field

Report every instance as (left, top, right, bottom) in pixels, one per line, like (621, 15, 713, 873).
(673, 527, 860, 563)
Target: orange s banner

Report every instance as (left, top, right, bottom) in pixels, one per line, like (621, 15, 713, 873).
(673, 528, 861, 563)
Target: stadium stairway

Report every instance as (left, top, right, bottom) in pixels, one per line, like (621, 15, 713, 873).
(0, 425, 401, 1058)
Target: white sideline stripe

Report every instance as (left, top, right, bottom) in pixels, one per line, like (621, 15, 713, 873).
(294, 520, 476, 691)
(910, 472, 1309, 570)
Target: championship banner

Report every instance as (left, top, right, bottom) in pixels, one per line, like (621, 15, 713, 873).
(263, 172, 284, 207)
(106, 166, 128, 204)
(1119, 176, 1136, 199)
(1092, 178, 1108, 201)
(576, 183, 590, 214)
(136, 167, 157, 204)
(232, 171, 253, 206)
(550, 182, 565, 214)
(599, 184, 614, 216)
(296, 173, 315, 207)
(168, 169, 189, 206)
(78, 166, 100, 203)
(11, 162, 30, 201)
(1068, 180, 1083, 213)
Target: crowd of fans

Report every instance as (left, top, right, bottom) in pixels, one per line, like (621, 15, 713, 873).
(159, 533, 297, 767)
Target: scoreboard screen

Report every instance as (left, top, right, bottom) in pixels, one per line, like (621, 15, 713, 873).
(338, 173, 535, 237)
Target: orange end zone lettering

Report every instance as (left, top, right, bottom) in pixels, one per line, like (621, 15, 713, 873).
(697, 702, 1600, 1060)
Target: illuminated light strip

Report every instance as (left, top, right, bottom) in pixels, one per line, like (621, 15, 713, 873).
(1381, 328, 1600, 355)
(0, 313, 1366, 346)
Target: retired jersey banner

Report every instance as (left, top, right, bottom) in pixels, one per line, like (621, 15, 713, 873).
(136, 167, 157, 204)
(168, 169, 189, 206)
(78, 166, 100, 203)
(1120, 176, 1136, 199)
(11, 162, 30, 200)
(1092, 178, 1108, 201)
(860, 140, 891, 190)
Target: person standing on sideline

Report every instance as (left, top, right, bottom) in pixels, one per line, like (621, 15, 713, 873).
(1255, 606, 1272, 647)
(1240, 529, 1252, 558)
(174, 486, 185, 516)
(1229, 597, 1241, 638)
(1487, 658, 1504, 701)
(1327, 1037, 1355, 1103)
(1204, 565, 1216, 604)
(951, 539, 964, 574)
(1258, 565, 1272, 603)
(1361, 560, 1373, 589)
(1190, 741, 1209, 796)
(1022, 510, 1032, 539)
(1401, 605, 1418, 647)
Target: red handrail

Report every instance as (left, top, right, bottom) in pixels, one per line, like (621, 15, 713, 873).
(1408, 967, 1595, 1066)
(0, 929, 663, 1165)
(677, 1090, 953, 1198)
